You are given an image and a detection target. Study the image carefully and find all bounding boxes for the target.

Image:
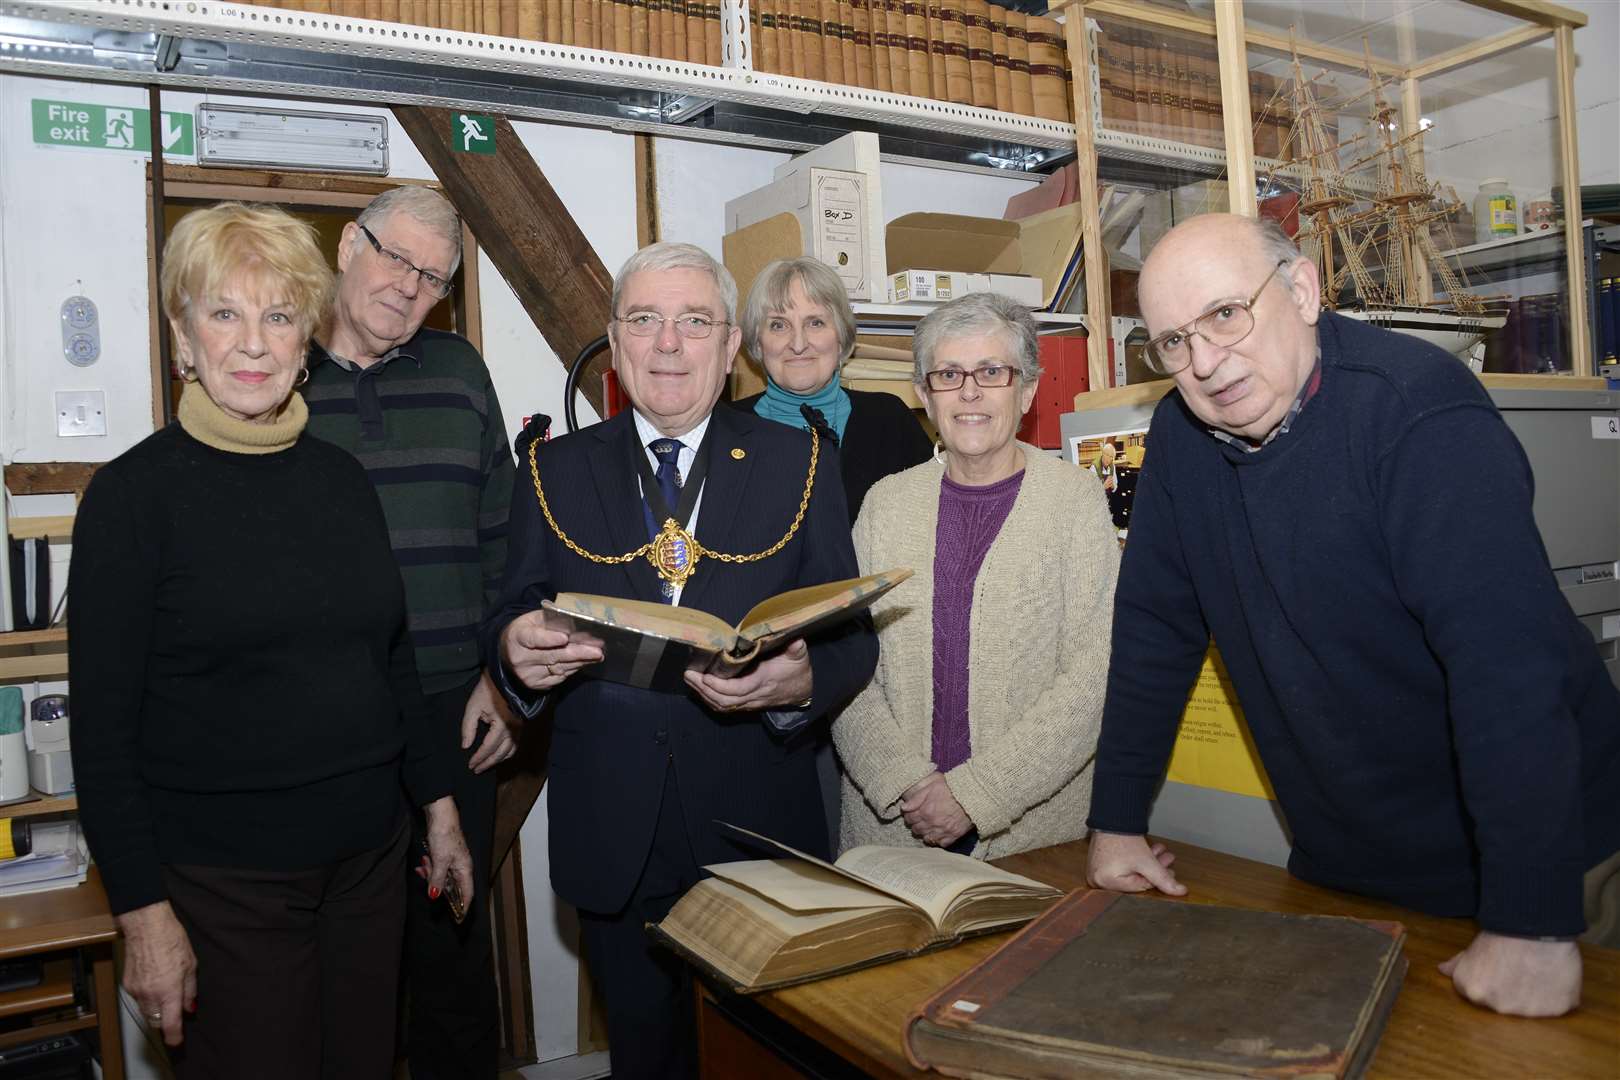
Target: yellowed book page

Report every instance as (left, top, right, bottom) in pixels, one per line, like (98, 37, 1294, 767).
(722, 822, 1052, 928)
(545, 593, 737, 651)
(736, 568, 912, 649)
(707, 858, 911, 913)
(836, 844, 1057, 927)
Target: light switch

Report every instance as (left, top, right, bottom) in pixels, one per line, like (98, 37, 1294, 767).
(56, 390, 107, 437)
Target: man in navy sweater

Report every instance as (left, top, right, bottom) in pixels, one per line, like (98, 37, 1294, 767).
(1086, 213, 1620, 1018)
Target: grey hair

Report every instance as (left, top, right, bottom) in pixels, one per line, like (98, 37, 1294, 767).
(911, 292, 1041, 386)
(354, 186, 463, 274)
(738, 258, 858, 362)
(610, 242, 739, 326)
(1250, 216, 1306, 270)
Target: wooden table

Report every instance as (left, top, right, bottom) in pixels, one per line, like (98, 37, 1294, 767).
(698, 837, 1619, 1079)
(0, 866, 124, 1078)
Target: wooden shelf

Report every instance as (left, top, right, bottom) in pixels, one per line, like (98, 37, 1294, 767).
(4, 516, 73, 541)
(0, 957, 76, 1020)
(0, 629, 66, 648)
(0, 790, 78, 821)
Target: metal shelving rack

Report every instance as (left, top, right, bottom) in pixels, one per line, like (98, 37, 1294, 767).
(0, 0, 1078, 173)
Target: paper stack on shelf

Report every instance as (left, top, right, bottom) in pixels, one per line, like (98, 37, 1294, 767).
(0, 820, 88, 897)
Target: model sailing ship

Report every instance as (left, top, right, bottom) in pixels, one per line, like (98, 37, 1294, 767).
(1260, 43, 1506, 362)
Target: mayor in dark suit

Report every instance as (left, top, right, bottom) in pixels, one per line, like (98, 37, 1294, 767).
(481, 242, 877, 1078)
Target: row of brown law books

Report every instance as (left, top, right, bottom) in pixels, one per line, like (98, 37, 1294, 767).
(255, 0, 725, 63)
(748, 1, 1072, 123)
(1094, 22, 1300, 159)
(253, 1, 1073, 124)
(653, 830, 1407, 1078)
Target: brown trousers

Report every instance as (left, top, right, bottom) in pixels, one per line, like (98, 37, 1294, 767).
(160, 817, 409, 1079)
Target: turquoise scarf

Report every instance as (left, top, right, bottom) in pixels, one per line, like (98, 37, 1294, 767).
(755, 375, 852, 443)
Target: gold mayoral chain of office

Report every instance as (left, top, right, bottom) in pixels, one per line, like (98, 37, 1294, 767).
(527, 428, 819, 589)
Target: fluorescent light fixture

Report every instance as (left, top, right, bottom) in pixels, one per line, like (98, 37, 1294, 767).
(196, 104, 389, 174)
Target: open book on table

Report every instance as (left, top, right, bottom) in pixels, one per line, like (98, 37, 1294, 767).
(541, 568, 910, 691)
(649, 824, 1062, 994)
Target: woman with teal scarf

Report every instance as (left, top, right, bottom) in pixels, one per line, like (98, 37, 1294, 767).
(735, 257, 932, 524)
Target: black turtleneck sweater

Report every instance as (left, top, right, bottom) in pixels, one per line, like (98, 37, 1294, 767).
(69, 423, 454, 915)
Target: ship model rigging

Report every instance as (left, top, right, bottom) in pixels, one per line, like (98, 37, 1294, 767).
(1258, 40, 1506, 362)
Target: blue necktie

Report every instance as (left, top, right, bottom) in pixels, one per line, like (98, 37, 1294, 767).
(649, 438, 684, 516)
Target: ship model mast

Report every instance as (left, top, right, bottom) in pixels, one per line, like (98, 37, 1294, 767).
(1265, 37, 1490, 320)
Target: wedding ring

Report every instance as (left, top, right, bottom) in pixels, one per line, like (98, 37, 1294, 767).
(147, 1011, 163, 1022)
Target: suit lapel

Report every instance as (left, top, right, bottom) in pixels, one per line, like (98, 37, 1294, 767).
(684, 404, 756, 613)
(586, 412, 663, 603)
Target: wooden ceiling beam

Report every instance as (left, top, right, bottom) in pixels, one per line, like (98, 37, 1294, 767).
(391, 105, 614, 420)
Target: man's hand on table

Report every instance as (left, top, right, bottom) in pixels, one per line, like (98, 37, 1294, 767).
(1085, 830, 1187, 896)
(1439, 930, 1581, 1017)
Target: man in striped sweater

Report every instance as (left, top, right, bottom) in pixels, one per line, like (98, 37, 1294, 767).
(305, 185, 516, 1080)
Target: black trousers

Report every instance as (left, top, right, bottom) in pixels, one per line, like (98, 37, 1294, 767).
(578, 762, 703, 1080)
(404, 677, 500, 1080)
(161, 817, 410, 1080)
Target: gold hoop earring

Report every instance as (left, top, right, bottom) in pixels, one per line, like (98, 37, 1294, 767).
(295, 366, 310, 387)
(178, 364, 198, 383)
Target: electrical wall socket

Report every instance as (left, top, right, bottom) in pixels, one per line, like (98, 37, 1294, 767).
(56, 390, 107, 437)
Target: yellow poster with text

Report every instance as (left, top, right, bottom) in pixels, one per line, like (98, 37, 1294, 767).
(1165, 646, 1276, 800)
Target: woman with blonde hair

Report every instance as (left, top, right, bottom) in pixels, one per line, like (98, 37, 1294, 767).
(70, 202, 472, 1078)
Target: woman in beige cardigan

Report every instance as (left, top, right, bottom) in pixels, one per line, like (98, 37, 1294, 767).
(834, 292, 1121, 860)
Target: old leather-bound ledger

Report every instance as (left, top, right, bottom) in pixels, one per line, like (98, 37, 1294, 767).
(653, 824, 1061, 993)
(988, 3, 1010, 113)
(849, 0, 873, 87)
(906, 890, 1407, 1080)
(821, 0, 845, 84)
(962, 0, 994, 108)
(1025, 14, 1067, 122)
(939, 0, 970, 104)
(1004, 9, 1032, 116)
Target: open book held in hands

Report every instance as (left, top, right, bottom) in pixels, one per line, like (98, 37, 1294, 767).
(542, 568, 910, 691)
(649, 823, 1062, 993)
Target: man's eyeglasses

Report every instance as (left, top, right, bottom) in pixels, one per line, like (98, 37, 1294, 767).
(359, 224, 453, 299)
(615, 312, 727, 340)
(1145, 260, 1290, 375)
(922, 363, 1018, 393)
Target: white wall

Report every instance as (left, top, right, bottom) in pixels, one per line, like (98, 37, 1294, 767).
(1422, 0, 1619, 204)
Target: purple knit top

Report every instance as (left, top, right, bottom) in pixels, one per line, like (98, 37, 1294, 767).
(932, 468, 1024, 773)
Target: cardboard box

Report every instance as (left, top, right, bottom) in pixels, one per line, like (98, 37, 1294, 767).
(772, 132, 887, 302)
(725, 167, 872, 300)
(889, 269, 1045, 306)
(884, 204, 1083, 311)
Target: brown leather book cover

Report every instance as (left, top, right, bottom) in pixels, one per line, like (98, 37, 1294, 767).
(988, 4, 1010, 114)
(838, 0, 858, 86)
(1005, 9, 1032, 116)
(821, 0, 845, 85)
(925, 0, 947, 100)
(962, 0, 993, 108)
(1025, 14, 1066, 122)
(577, 0, 595, 48)
(759, 0, 780, 72)
(668, 0, 688, 61)
(613, 0, 633, 52)
(901, 1, 929, 98)
(799, 1, 825, 80)
(883, 0, 908, 95)
(688, 0, 707, 63)
(868, 0, 892, 91)
(848, 0, 872, 87)
(629, 0, 649, 54)
(939, 0, 970, 104)
(905, 890, 1408, 1080)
